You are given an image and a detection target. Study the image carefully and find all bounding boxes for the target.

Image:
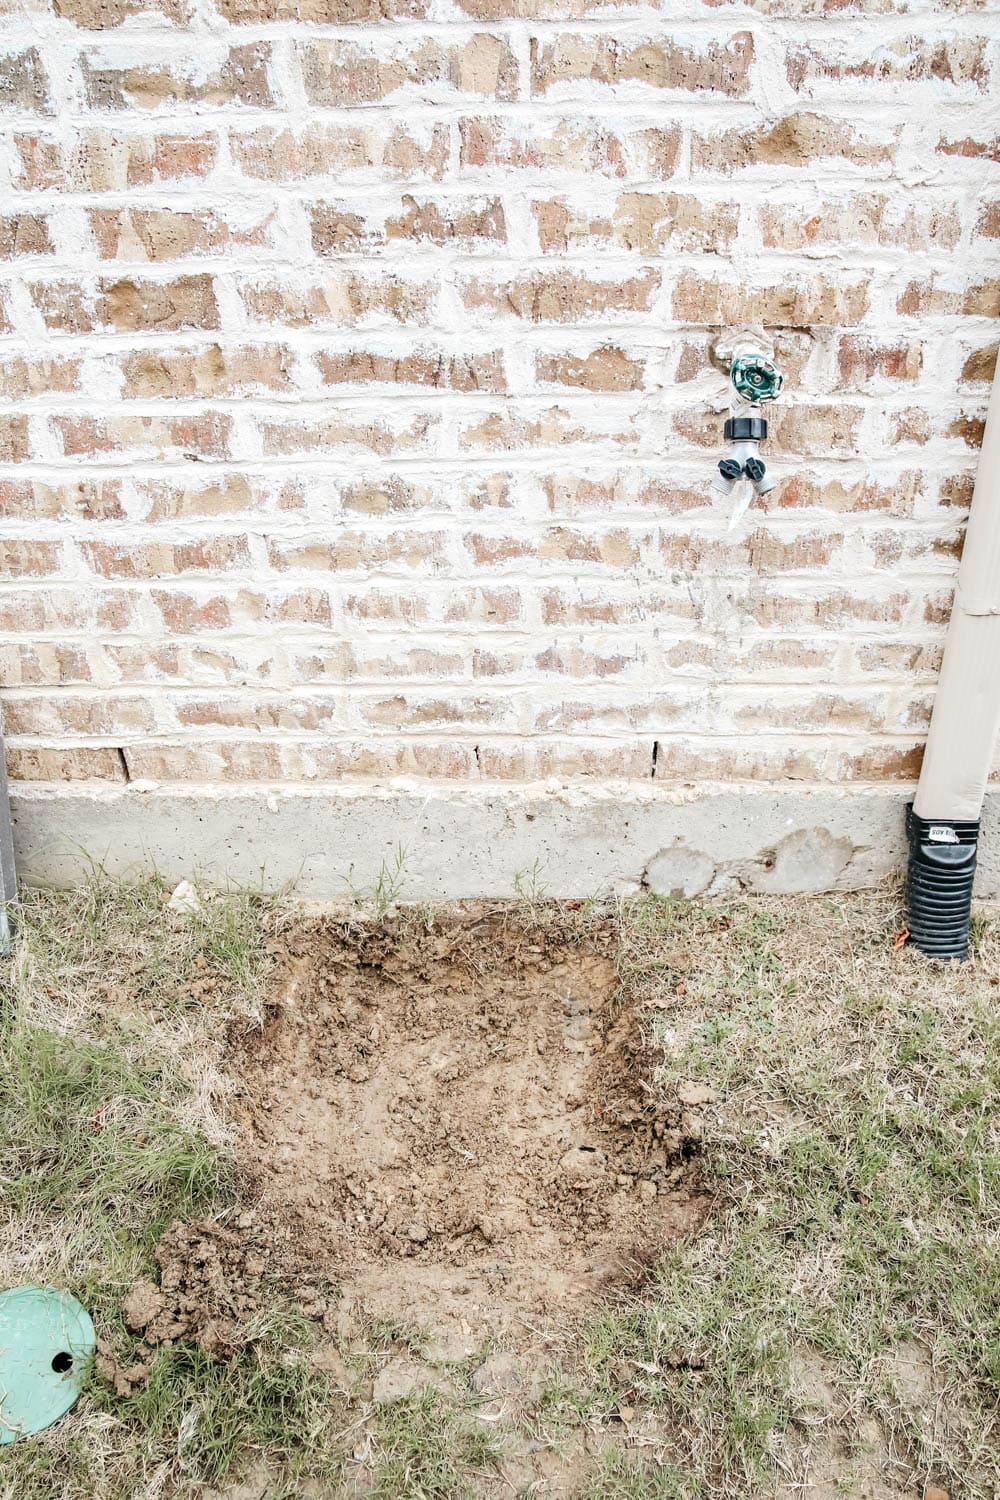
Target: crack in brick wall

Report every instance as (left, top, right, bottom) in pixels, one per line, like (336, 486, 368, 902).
(0, 0, 998, 790)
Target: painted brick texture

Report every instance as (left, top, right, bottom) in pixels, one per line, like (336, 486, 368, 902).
(0, 1, 998, 790)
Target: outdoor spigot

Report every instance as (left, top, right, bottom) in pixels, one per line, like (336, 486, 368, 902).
(713, 351, 783, 527)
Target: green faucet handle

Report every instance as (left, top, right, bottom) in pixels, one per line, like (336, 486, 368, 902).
(731, 354, 783, 404)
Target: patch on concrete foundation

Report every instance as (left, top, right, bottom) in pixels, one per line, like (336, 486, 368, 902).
(643, 843, 716, 899)
(745, 827, 855, 895)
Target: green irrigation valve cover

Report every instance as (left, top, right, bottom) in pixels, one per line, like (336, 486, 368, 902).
(0, 1287, 95, 1443)
(731, 354, 783, 404)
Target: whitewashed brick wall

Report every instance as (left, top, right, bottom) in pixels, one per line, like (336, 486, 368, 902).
(1, 0, 998, 794)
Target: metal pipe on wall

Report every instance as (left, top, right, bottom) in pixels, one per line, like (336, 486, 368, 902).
(0, 716, 15, 956)
(906, 358, 1000, 959)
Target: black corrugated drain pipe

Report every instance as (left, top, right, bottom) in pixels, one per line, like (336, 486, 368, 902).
(906, 358, 1000, 960)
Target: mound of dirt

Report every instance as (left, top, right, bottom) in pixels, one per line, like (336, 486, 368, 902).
(123, 1219, 272, 1359)
(217, 908, 709, 1348)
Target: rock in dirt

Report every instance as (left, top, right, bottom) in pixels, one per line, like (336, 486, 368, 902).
(371, 1356, 440, 1405)
(924, 1488, 950, 1500)
(677, 1081, 718, 1107)
(167, 879, 200, 914)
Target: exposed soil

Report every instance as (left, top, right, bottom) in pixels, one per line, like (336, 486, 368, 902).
(140, 908, 707, 1359)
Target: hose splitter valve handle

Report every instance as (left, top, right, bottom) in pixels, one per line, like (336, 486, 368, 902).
(713, 353, 783, 529)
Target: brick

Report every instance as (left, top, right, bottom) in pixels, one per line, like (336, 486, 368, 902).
(787, 36, 989, 90)
(458, 0, 653, 15)
(672, 272, 868, 327)
(937, 133, 999, 163)
(855, 642, 942, 677)
(316, 348, 506, 391)
(0, 415, 31, 464)
(2, 694, 154, 736)
(311, 195, 506, 253)
(258, 412, 433, 457)
(5, 747, 127, 782)
(938, 474, 975, 510)
(458, 117, 630, 177)
(459, 405, 638, 451)
(152, 590, 233, 631)
(478, 742, 649, 780)
(82, 537, 250, 578)
(267, 532, 442, 570)
(896, 278, 1000, 318)
(977, 202, 1000, 239)
(54, 412, 232, 461)
(750, 590, 909, 629)
(88, 207, 276, 261)
(0, 539, 62, 577)
(10, 133, 62, 190)
(30, 274, 220, 335)
(174, 696, 338, 731)
(55, 0, 191, 22)
(532, 192, 737, 253)
(240, 272, 437, 327)
(462, 267, 659, 322)
(348, 473, 511, 514)
(301, 35, 517, 106)
(947, 414, 985, 449)
(218, 0, 424, 18)
(0, 642, 93, 686)
(0, 353, 82, 398)
(103, 275, 218, 332)
(692, 113, 895, 172)
(0, 214, 53, 257)
(231, 123, 449, 182)
(361, 694, 509, 729)
(15, 130, 218, 191)
(836, 336, 921, 388)
(0, 49, 51, 114)
(888, 408, 931, 446)
(0, 477, 124, 519)
(541, 584, 698, 627)
(960, 343, 997, 385)
(81, 43, 274, 111)
(776, 472, 922, 517)
(530, 32, 754, 97)
(535, 347, 643, 392)
(761, 195, 960, 252)
(120, 344, 293, 399)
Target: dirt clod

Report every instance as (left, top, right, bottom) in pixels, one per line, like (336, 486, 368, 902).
(137, 1218, 271, 1359)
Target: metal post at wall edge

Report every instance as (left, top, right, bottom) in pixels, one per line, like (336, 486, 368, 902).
(0, 717, 15, 956)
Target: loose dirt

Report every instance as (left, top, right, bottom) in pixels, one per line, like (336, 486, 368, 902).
(132, 908, 708, 1360)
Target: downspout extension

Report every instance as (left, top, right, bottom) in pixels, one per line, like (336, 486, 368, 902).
(907, 359, 1000, 960)
(905, 811, 979, 960)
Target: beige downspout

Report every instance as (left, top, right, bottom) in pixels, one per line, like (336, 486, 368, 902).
(906, 358, 1000, 957)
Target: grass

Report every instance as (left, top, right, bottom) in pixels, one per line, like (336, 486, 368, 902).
(2, 876, 1000, 1496)
(0, 873, 341, 1499)
(582, 894, 1000, 1497)
(362, 1390, 501, 1498)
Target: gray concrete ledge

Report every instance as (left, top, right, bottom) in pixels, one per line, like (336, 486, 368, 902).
(10, 783, 1000, 899)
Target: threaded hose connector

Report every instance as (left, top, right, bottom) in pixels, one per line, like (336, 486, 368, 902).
(904, 807, 979, 961)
